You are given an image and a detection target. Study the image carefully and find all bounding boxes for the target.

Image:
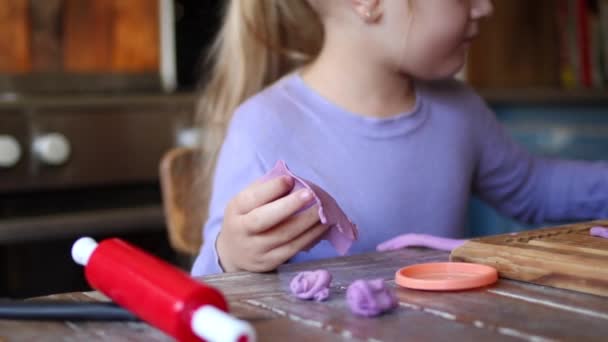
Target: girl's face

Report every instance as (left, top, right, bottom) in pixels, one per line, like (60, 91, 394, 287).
(376, 0, 493, 80)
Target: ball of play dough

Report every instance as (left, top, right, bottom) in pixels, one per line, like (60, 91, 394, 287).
(346, 278, 397, 317)
(290, 269, 332, 301)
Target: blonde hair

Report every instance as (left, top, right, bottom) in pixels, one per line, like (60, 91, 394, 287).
(195, 0, 324, 222)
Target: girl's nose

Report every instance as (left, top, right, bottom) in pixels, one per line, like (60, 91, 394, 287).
(471, 0, 494, 20)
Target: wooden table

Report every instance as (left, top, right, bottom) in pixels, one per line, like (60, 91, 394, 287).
(2, 248, 607, 341)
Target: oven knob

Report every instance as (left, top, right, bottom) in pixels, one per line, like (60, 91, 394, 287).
(177, 127, 201, 148)
(33, 133, 71, 165)
(0, 135, 21, 168)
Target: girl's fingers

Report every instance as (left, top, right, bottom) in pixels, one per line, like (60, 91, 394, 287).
(232, 176, 294, 214)
(265, 221, 329, 265)
(243, 189, 316, 234)
(256, 204, 321, 248)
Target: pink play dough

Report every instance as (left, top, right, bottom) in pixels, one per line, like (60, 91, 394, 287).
(590, 226, 608, 239)
(346, 278, 397, 317)
(260, 160, 358, 255)
(290, 269, 332, 301)
(376, 233, 467, 252)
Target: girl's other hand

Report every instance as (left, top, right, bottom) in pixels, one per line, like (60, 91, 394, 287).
(216, 176, 328, 272)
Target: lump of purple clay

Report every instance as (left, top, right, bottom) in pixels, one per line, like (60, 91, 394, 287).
(590, 226, 608, 239)
(376, 233, 467, 252)
(290, 270, 332, 301)
(346, 279, 397, 317)
(260, 160, 359, 255)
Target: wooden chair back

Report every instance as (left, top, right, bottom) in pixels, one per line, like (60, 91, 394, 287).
(159, 147, 206, 255)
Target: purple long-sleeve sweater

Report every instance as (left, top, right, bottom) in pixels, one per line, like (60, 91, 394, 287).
(191, 74, 608, 276)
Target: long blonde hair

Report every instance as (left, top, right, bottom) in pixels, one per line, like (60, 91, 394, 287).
(195, 0, 324, 222)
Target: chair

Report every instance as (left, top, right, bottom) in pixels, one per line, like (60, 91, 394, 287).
(159, 147, 206, 256)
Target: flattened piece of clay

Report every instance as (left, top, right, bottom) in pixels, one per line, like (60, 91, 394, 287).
(376, 233, 466, 252)
(290, 269, 332, 301)
(260, 160, 358, 255)
(590, 226, 608, 239)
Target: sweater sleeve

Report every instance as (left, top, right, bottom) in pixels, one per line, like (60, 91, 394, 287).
(473, 101, 608, 224)
(191, 107, 266, 276)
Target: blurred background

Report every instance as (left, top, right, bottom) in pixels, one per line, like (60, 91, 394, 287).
(0, 0, 606, 298)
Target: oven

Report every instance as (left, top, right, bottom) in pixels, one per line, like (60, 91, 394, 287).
(0, 94, 197, 298)
(0, 0, 221, 298)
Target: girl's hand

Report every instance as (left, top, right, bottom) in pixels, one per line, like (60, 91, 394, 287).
(216, 175, 328, 272)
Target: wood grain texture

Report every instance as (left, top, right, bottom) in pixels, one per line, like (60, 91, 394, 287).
(30, 0, 63, 71)
(2, 242, 608, 340)
(111, 0, 159, 72)
(62, 0, 113, 71)
(159, 147, 205, 255)
(467, 0, 560, 88)
(63, 0, 158, 72)
(0, 0, 30, 73)
(451, 220, 608, 297)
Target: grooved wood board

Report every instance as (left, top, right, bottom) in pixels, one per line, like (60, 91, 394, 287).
(451, 220, 608, 297)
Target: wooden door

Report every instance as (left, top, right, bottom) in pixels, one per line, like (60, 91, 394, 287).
(0, 0, 31, 73)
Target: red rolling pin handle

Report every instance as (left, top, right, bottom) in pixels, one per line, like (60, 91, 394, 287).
(72, 237, 255, 342)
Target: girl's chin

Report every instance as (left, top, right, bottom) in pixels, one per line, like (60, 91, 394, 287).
(427, 63, 467, 80)
(401, 54, 467, 81)
(444, 56, 468, 78)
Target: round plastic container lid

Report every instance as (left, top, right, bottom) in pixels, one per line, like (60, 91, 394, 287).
(395, 262, 498, 291)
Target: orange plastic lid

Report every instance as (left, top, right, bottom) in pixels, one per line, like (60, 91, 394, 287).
(395, 262, 498, 291)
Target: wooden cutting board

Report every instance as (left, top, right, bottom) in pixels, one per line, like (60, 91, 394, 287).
(451, 220, 608, 297)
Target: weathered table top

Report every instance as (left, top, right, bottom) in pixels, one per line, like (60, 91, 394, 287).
(2, 248, 607, 341)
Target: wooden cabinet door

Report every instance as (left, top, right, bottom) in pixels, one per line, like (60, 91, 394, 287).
(63, 0, 159, 73)
(467, 0, 560, 88)
(0, 0, 31, 73)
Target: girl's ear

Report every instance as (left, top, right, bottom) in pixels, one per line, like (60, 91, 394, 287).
(349, 0, 383, 23)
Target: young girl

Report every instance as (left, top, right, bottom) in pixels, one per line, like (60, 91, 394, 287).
(191, 0, 608, 276)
